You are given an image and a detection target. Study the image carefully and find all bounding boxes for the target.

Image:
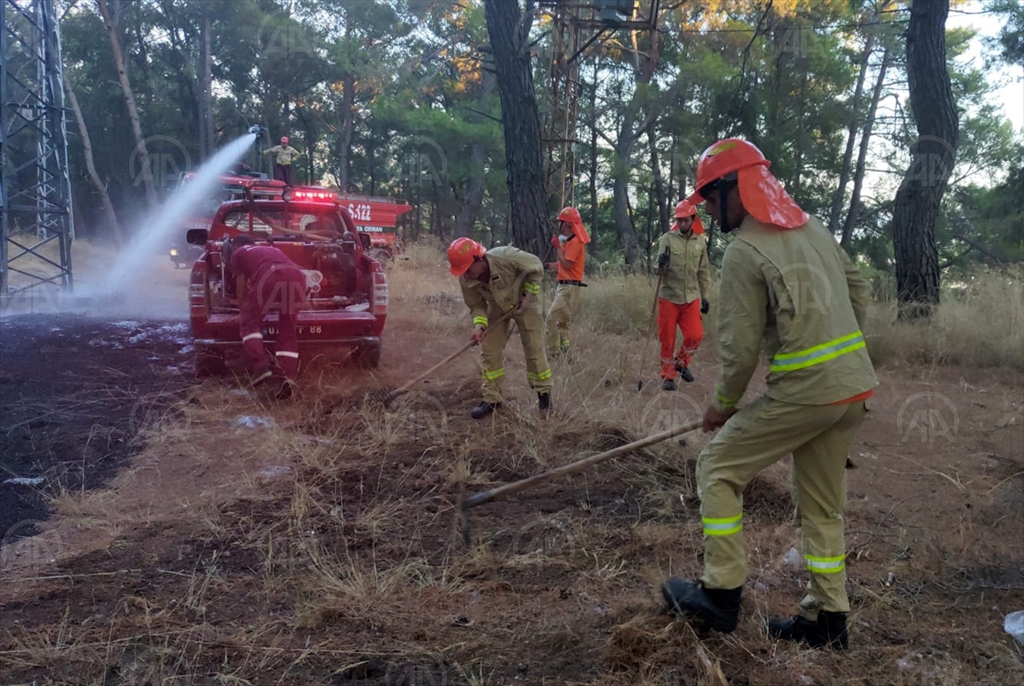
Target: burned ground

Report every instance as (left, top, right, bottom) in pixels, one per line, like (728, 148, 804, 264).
(0, 260, 1022, 685)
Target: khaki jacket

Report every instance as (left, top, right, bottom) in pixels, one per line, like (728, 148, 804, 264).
(657, 229, 711, 305)
(460, 246, 544, 327)
(264, 146, 301, 165)
(713, 215, 877, 411)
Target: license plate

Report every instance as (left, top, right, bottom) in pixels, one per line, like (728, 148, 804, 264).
(263, 325, 324, 337)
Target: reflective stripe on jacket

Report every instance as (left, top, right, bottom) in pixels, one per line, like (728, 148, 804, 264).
(460, 246, 544, 327)
(657, 229, 711, 305)
(713, 215, 877, 411)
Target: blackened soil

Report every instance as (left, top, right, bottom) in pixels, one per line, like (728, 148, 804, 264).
(0, 314, 193, 542)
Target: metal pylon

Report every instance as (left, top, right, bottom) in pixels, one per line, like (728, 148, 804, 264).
(1, 0, 74, 297)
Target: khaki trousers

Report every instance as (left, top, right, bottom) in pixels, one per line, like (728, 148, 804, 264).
(480, 303, 552, 403)
(545, 283, 581, 351)
(696, 395, 867, 618)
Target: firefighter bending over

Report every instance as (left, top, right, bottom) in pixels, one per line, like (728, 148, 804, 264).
(263, 136, 301, 185)
(656, 200, 711, 390)
(226, 235, 308, 400)
(660, 139, 877, 651)
(448, 238, 553, 419)
(545, 206, 590, 354)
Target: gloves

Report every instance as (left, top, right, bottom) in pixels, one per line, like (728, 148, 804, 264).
(657, 251, 670, 271)
(701, 298, 710, 315)
(551, 235, 561, 248)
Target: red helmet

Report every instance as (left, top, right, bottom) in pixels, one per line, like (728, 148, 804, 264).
(557, 206, 581, 224)
(447, 237, 486, 276)
(281, 136, 289, 145)
(674, 200, 697, 219)
(687, 139, 769, 204)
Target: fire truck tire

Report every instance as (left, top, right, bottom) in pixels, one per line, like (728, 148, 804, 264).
(354, 342, 382, 369)
(196, 348, 227, 378)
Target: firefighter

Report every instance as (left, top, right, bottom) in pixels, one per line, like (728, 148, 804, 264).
(545, 206, 590, 354)
(656, 200, 711, 390)
(225, 234, 308, 400)
(448, 237, 552, 419)
(660, 139, 877, 651)
(263, 136, 301, 185)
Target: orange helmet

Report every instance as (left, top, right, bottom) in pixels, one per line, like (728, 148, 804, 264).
(674, 200, 697, 219)
(687, 139, 769, 203)
(557, 206, 581, 224)
(447, 237, 486, 276)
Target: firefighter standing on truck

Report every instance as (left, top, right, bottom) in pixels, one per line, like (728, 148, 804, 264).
(263, 136, 301, 185)
(225, 234, 308, 400)
(656, 200, 711, 390)
(660, 139, 877, 651)
(545, 206, 590, 354)
(447, 238, 552, 419)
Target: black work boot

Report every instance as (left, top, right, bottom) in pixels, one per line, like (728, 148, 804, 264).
(662, 378, 677, 391)
(768, 611, 849, 650)
(676, 364, 695, 383)
(470, 401, 501, 419)
(538, 393, 552, 413)
(276, 379, 297, 401)
(251, 368, 273, 387)
(661, 577, 741, 633)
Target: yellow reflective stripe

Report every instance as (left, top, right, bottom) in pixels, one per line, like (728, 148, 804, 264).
(523, 282, 541, 295)
(472, 316, 489, 327)
(770, 332, 866, 373)
(715, 388, 740, 409)
(481, 368, 505, 381)
(527, 369, 552, 382)
(702, 514, 742, 536)
(805, 555, 846, 574)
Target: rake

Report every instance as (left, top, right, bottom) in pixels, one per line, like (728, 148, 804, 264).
(636, 248, 669, 392)
(459, 419, 702, 545)
(370, 307, 517, 405)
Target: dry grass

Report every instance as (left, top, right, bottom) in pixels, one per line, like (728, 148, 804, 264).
(1, 246, 1022, 685)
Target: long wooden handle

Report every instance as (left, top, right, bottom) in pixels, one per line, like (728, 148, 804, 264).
(636, 268, 665, 382)
(388, 308, 516, 398)
(461, 419, 702, 510)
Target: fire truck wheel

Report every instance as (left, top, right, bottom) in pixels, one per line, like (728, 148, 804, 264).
(354, 343, 382, 369)
(195, 348, 227, 378)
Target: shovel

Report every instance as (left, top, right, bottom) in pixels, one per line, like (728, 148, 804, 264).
(459, 419, 701, 545)
(370, 308, 517, 404)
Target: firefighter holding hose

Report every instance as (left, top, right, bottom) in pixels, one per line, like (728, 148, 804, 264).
(660, 139, 877, 651)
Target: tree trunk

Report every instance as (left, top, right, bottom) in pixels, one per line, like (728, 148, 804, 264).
(588, 74, 598, 255)
(891, 0, 959, 319)
(483, 0, 549, 256)
(64, 72, 123, 245)
(646, 119, 669, 232)
(339, 14, 354, 192)
(200, 5, 214, 156)
(95, 0, 158, 209)
(841, 45, 890, 247)
(827, 30, 875, 234)
(454, 70, 497, 238)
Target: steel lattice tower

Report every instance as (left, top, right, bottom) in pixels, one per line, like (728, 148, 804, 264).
(1, 0, 74, 297)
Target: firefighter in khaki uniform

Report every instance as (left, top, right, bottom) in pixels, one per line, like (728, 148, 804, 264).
(447, 238, 553, 419)
(656, 200, 711, 389)
(661, 139, 877, 651)
(262, 136, 301, 185)
(545, 206, 590, 354)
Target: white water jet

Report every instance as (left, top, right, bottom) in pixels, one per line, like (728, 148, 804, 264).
(96, 133, 257, 294)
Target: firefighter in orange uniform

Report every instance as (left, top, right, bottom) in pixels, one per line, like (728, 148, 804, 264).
(660, 139, 877, 651)
(447, 238, 552, 419)
(656, 200, 711, 389)
(545, 206, 590, 354)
